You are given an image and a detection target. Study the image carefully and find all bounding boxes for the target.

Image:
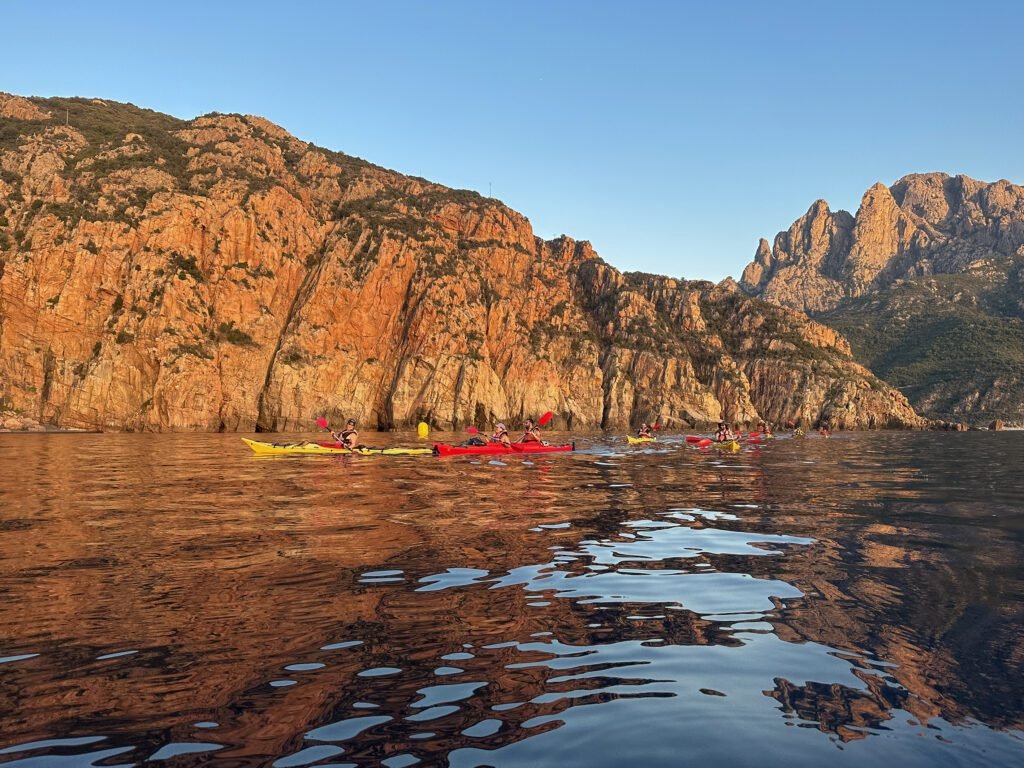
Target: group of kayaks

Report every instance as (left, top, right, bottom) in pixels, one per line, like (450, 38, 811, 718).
(241, 437, 576, 457)
(628, 433, 777, 451)
(242, 432, 766, 457)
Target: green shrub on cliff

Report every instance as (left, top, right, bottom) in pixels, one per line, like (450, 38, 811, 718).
(215, 321, 258, 347)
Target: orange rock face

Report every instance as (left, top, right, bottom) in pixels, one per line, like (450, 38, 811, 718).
(742, 172, 1024, 313)
(0, 94, 922, 431)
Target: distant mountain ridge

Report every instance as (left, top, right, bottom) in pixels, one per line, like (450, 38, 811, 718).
(741, 173, 1024, 423)
(0, 92, 921, 431)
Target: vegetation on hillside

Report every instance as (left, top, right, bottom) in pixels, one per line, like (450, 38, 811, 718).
(821, 261, 1024, 421)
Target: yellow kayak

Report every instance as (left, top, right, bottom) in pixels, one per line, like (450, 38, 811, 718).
(242, 438, 433, 456)
(713, 440, 741, 451)
(626, 435, 657, 444)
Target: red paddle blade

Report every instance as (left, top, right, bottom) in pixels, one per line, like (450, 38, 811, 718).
(653, 424, 662, 430)
(697, 438, 713, 447)
(316, 417, 329, 429)
(537, 411, 554, 427)
(466, 426, 480, 435)
(685, 436, 702, 443)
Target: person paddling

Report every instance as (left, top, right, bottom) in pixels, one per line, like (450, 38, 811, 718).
(490, 422, 512, 447)
(332, 418, 358, 448)
(520, 418, 541, 443)
(714, 421, 736, 442)
(637, 423, 653, 439)
(757, 419, 773, 437)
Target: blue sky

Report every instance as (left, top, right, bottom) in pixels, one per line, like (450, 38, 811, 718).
(3, 0, 1022, 280)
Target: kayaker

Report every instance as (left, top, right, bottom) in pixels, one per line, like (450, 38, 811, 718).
(332, 419, 358, 448)
(757, 419, 773, 437)
(637, 423, 653, 439)
(490, 423, 512, 447)
(520, 419, 541, 443)
(714, 421, 736, 442)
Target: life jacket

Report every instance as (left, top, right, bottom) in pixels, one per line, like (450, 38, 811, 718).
(491, 429, 508, 443)
(340, 428, 357, 445)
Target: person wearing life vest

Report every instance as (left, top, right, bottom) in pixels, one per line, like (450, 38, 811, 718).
(757, 419, 773, 437)
(333, 418, 358, 448)
(637, 423, 653, 439)
(520, 419, 541, 443)
(491, 422, 512, 447)
(714, 421, 736, 442)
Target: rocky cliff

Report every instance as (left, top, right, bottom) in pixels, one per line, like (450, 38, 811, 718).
(741, 173, 1024, 313)
(741, 173, 1024, 423)
(0, 93, 921, 431)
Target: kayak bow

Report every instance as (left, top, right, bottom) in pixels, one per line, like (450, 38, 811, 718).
(626, 435, 657, 444)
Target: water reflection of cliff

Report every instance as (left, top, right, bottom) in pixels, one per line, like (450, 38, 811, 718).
(0, 432, 1021, 766)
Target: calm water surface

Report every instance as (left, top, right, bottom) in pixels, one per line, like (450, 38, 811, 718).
(0, 431, 1022, 767)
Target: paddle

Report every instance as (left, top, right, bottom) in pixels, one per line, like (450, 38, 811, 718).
(316, 416, 355, 450)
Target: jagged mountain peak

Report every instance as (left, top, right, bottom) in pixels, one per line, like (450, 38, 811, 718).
(743, 172, 1024, 423)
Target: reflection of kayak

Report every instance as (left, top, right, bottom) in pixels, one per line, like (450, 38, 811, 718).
(713, 440, 741, 451)
(242, 438, 432, 456)
(626, 435, 656, 444)
(433, 442, 575, 456)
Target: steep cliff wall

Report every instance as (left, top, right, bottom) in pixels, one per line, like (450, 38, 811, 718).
(0, 93, 922, 431)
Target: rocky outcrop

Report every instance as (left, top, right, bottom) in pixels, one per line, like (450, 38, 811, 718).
(0, 94, 923, 431)
(742, 173, 1024, 313)
(742, 173, 1024, 423)
(0, 409, 47, 432)
(0, 93, 51, 121)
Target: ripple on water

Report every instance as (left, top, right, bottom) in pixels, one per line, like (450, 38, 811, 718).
(1, 431, 1023, 766)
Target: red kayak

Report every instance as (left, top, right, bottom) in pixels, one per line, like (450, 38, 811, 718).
(433, 441, 575, 456)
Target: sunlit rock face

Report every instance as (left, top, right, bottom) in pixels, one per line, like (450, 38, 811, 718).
(742, 173, 1024, 423)
(0, 94, 921, 431)
(742, 173, 1024, 313)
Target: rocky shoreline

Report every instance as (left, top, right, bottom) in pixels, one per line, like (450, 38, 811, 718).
(0, 409, 92, 433)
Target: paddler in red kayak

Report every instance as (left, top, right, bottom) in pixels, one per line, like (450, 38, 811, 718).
(332, 418, 358, 448)
(490, 423, 512, 447)
(520, 418, 542, 443)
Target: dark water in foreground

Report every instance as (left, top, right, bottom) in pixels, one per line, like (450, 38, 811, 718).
(0, 431, 1022, 767)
